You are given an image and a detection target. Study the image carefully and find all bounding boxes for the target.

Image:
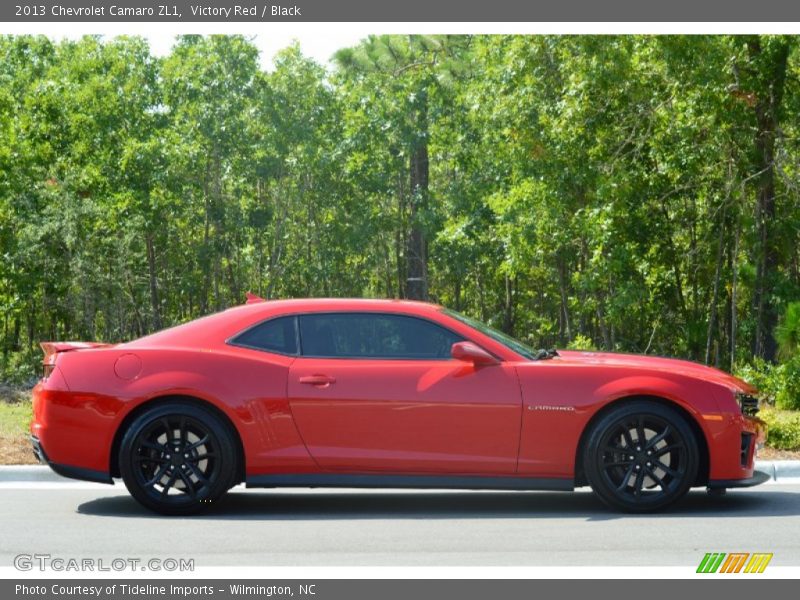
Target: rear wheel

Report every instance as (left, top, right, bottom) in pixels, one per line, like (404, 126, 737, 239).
(119, 402, 239, 515)
(583, 401, 699, 512)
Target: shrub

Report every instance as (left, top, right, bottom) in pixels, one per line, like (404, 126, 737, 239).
(760, 409, 800, 450)
(735, 356, 800, 411)
(566, 334, 597, 351)
(0, 349, 39, 388)
(776, 301, 800, 360)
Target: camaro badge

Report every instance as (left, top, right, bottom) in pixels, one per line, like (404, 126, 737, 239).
(527, 405, 576, 412)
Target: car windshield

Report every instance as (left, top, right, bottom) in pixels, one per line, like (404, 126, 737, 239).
(442, 308, 538, 360)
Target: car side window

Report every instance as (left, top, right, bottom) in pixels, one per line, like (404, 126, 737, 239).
(298, 313, 463, 360)
(231, 316, 298, 355)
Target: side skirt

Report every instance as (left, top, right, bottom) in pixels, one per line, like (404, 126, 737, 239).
(245, 473, 574, 491)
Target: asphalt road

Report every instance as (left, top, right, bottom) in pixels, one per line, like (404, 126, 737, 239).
(1, 482, 798, 567)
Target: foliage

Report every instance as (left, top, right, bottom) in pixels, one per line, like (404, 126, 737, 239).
(760, 408, 800, 450)
(566, 334, 598, 351)
(1, 34, 800, 390)
(736, 357, 800, 410)
(776, 302, 800, 360)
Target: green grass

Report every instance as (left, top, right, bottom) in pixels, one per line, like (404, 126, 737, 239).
(0, 399, 31, 438)
(0, 388, 34, 464)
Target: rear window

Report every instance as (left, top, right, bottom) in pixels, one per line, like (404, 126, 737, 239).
(230, 316, 298, 355)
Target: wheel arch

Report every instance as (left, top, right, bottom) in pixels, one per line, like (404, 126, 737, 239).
(573, 395, 710, 488)
(109, 394, 246, 484)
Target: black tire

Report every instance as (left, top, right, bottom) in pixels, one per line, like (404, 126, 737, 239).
(119, 401, 239, 515)
(583, 401, 699, 512)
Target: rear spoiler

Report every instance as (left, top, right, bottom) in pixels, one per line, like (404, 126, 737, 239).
(245, 291, 266, 304)
(40, 341, 112, 364)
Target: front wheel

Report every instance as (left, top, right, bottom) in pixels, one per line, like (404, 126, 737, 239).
(583, 401, 699, 512)
(119, 402, 239, 515)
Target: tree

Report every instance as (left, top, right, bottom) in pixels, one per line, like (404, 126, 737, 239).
(335, 35, 470, 300)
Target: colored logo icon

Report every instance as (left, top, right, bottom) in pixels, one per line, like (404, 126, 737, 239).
(697, 553, 773, 573)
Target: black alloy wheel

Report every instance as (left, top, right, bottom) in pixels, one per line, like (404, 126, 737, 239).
(583, 401, 699, 512)
(119, 402, 238, 515)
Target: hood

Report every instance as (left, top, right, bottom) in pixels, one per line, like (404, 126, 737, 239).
(553, 350, 757, 394)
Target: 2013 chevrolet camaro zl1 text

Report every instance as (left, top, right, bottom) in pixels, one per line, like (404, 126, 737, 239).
(30, 297, 768, 514)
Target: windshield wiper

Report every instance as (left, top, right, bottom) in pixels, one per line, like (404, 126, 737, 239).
(534, 348, 559, 360)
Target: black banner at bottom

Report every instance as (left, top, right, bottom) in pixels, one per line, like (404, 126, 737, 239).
(2, 580, 795, 600)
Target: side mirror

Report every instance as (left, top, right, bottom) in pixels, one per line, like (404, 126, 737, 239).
(451, 341, 499, 366)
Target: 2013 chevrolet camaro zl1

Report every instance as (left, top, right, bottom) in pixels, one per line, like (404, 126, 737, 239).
(31, 296, 768, 514)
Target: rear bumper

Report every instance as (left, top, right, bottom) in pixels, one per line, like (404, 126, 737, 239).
(707, 469, 771, 489)
(30, 435, 113, 485)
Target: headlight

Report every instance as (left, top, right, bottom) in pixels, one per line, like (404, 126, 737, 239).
(735, 392, 760, 416)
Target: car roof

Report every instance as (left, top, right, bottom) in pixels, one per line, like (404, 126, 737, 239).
(243, 297, 441, 313)
(123, 298, 445, 349)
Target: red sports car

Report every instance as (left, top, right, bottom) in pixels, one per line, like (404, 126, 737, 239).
(31, 297, 768, 514)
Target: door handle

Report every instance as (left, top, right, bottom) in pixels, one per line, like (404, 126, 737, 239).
(298, 374, 337, 385)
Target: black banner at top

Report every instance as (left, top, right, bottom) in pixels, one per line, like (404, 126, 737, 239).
(3, 0, 800, 22)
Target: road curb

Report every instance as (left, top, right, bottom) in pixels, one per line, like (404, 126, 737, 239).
(756, 459, 800, 481)
(0, 465, 66, 482)
(1, 461, 800, 483)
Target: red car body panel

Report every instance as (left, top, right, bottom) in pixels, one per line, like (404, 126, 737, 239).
(30, 298, 766, 488)
(288, 358, 522, 473)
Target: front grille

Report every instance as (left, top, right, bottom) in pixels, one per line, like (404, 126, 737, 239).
(738, 394, 759, 416)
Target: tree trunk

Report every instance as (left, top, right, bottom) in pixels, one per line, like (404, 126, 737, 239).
(731, 221, 740, 372)
(200, 159, 211, 314)
(146, 232, 161, 331)
(705, 213, 725, 364)
(748, 37, 789, 361)
(558, 256, 572, 343)
(502, 273, 515, 335)
(405, 89, 429, 301)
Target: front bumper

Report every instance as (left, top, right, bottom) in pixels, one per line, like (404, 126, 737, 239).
(30, 435, 113, 485)
(707, 470, 771, 489)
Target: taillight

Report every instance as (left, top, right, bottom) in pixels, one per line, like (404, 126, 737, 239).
(40, 364, 70, 391)
(42, 364, 55, 380)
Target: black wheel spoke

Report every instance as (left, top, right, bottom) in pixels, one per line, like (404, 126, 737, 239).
(177, 469, 197, 498)
(602, 444, 628, 454)
(616, 464, 635, 491)
(160, 470, 178, 497)
(622, 427, 635, 450)
(144, 463, 169, 488)
(140, 440, 166, 453)
(646, 466, 668, 492)
(160, 418, 173, 445)
(603, 459, 634, 468)
(654, 443, 684, 456)
(135, 455, 167, 464)
(645, 426, 671, 450)
(179, 417, 187, 445)
(636, 417, 646, 447)
(653, 462, 681, 479)
(191, 452, 216, 461)
(185, 462, 210, 486)
(633, 469, 645, 496)
(186, 435, 210, 451)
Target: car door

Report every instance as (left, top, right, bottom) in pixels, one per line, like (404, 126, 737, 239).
(287, 312, 522, 474)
